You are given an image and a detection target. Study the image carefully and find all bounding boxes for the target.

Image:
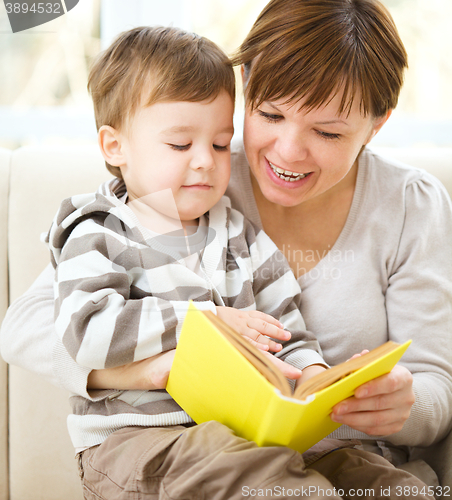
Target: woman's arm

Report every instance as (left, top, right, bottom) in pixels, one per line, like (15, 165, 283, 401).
(87, 350, 176, 390)
(0, 265, 187, 394)
(0, 266, 299, 395)
(332, 173, 452, 446)
(0, 263, 93, 395)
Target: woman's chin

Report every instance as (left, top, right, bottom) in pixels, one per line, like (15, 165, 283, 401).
(260, 183, 310, 208)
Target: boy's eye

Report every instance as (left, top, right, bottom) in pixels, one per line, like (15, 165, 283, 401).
(168, 143, 191, 151)
(213, 144, 230, 152)
(257, 110, 283, 123)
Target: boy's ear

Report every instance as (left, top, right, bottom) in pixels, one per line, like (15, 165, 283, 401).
(98, 125, 126, 167)
(364, 109, 392, 145)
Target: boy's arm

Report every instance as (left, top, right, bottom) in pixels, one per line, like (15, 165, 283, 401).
(242, 217, 328, 371)
(55, 228, 217, 370)
(0, 263, 178, 394)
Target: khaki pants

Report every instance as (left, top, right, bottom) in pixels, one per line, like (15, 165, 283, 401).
(78, 422, 434, 500)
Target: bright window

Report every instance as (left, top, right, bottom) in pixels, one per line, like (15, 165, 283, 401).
(0, 0, 451, 148)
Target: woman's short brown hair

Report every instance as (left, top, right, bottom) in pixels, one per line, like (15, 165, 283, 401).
(232, 0, 408, 117)
(88, 26, 235, 178)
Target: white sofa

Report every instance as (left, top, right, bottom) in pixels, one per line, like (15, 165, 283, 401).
(0, 144, 451, 499)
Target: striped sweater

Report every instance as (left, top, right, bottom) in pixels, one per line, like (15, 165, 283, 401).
(47, 178, 325, 448)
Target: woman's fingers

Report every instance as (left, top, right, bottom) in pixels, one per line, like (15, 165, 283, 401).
(347, 349, 370, 362)
(332, 407, 410, 436)
(354, 365, 413, 399)
(331, 365, 415, 435)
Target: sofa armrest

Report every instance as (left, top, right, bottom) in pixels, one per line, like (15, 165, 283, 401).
(7, 144, 107, 500)
(411, 433, 452, 491)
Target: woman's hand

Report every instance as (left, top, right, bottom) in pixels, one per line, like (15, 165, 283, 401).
(296, 364, 327, 386)
(88, 350, 176, 391)
(347, 349, 369, 361)
(331, 364, 415, 435)
(215, 306, 291, 352)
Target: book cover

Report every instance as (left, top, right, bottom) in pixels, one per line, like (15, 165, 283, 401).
(166, 303, 411, 453)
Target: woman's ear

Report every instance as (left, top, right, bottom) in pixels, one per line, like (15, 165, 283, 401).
(365, 109, 393, 145)
(241, 64, 248, 90)
(98, 125, 126, 167)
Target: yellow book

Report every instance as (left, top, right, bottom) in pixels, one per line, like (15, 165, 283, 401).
(166, 303, 411, 454)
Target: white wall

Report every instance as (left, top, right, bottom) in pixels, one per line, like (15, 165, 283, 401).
(101, 0, 192, 49)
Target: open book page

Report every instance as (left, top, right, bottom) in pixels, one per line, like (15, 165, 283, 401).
(203, 311, 292, 396)
(167, 303, 411, 453)
(203, 311, 409, 401)
(293, 341, 405, 400)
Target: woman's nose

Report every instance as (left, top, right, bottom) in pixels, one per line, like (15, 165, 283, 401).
(274, 129, 308, 163)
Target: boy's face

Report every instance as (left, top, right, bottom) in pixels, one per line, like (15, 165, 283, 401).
(115, 91, 234, 227)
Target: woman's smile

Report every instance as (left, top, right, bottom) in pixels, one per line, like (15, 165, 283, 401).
(265, 157, 313, 188)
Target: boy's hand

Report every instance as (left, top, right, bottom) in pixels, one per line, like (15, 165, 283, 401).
(88, 350, 176, 391)
(215, 306, 291, 352)
(260, 351, 302, 380)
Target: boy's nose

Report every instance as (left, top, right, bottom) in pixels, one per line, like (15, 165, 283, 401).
(190, 148, 215, 170)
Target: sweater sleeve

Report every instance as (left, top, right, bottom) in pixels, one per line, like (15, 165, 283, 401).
(384, 173, 452, 447)
(0, 263, 103, 400)
(55, 222, 216, 370)
(244, 218, 327, 370)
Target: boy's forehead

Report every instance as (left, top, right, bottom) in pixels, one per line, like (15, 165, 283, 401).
(142, 94, 234, 118)
(122, 93, 234, 136)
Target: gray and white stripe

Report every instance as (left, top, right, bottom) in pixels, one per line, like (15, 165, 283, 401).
(48, 178, 326, 449)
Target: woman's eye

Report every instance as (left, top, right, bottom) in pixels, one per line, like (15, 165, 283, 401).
(213, 144, 230, 152)
(316, 131, 340, 140)
(168, 143, 191, 151)
(257, 110, 283, 123)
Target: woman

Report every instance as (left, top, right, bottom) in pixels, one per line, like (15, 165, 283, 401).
(1, 0, 451, 496)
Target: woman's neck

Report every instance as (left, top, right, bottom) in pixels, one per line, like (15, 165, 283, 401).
(252, 160, 359, 277)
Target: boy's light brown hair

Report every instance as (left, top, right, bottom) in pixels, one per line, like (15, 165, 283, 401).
(232, 0, 408, 118)
(88, 26, 235, 178)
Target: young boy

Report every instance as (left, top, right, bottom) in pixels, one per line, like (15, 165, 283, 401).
(48, 24, 326, 445)
(47, 26, 434, 500)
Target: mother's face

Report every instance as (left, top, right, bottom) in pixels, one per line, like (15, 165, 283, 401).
(243, 92, 390, 208)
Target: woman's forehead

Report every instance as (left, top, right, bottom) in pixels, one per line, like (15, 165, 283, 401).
(255, 87, 368, 120)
